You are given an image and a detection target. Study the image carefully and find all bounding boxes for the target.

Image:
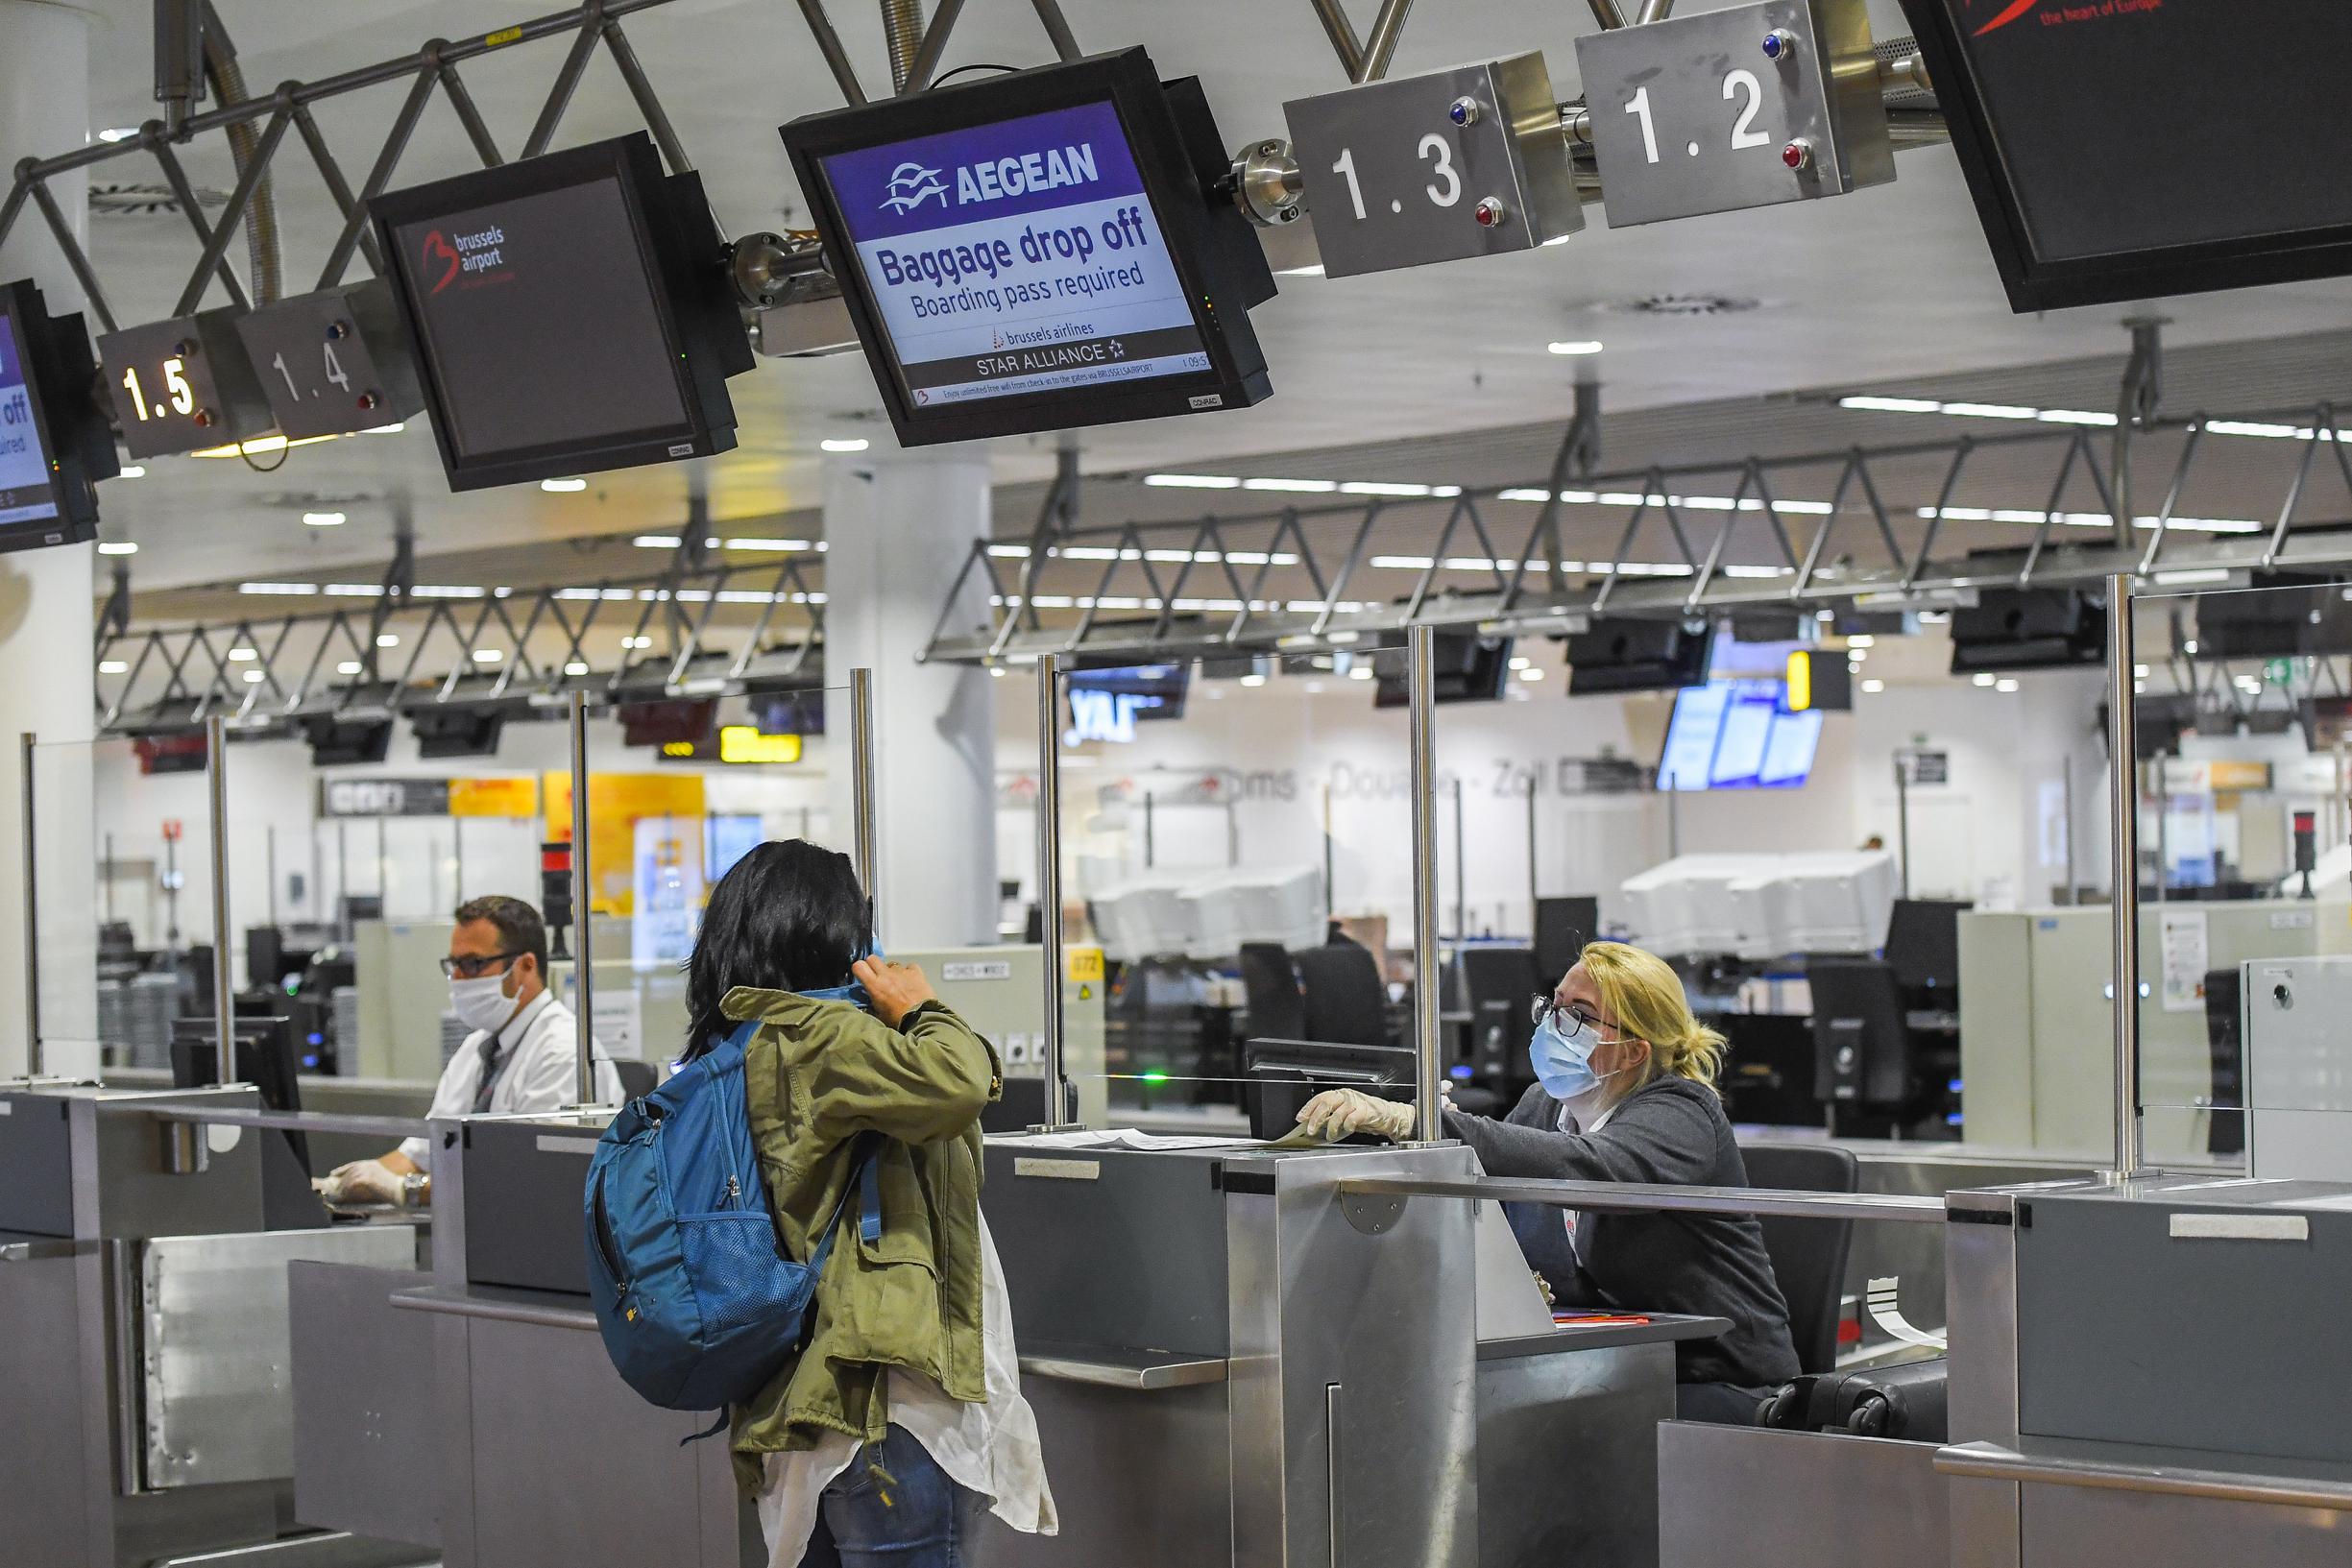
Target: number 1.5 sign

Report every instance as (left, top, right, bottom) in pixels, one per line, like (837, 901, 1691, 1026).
(1573, 0, 1893, 229)
(1285, 53, 1583, 279)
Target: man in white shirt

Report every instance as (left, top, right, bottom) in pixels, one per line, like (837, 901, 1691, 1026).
(318, 894, 621, 1208)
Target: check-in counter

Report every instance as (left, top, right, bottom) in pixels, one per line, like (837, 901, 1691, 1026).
(979, 1137, 1724, 1568)
(304, 1111, 751, 1568)
(0, 1080, 422, 1568)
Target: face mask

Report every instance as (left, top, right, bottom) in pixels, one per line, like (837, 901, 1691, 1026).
(449, 971, 520, 1034)
(1528, 1011, 1633, 1102)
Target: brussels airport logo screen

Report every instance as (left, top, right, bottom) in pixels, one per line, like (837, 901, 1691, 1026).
(419, 221, 512, 296)
(824, 100, 1211, 409)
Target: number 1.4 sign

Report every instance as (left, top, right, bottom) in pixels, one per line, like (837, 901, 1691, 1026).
(234, 279, 424, 443)
(1574, 0, 1894, 229)
(1284, 53, 1582, 279)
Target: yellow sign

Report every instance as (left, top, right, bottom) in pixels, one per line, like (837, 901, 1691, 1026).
(717, 726, 804, 765)
(542, 772, 709, 915)
(1785, 649, 1814, 712)
(447, 776, 540, 819)
(1066, 946, 1104, 984)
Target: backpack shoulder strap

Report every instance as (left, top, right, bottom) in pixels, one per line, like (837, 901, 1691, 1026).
(805, 1131, 885, 1273)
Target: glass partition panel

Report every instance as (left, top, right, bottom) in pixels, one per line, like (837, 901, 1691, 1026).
(1040, 647, 1416, 1135)
(32, 735, 221, 1081)
(2129, 581, 2352, 1171)
(578, 685, 842, 1080)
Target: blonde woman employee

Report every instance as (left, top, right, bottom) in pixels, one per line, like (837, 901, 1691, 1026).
(1297, 940, 1801, 1424)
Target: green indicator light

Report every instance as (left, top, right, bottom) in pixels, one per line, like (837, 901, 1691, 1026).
(1141, 1071, 1170, 1084)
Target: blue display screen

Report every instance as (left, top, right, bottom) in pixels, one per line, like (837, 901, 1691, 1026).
(819, 100, 1210, 409)
(0, 312, 61, 528)
(1656, 679, 1822, 790)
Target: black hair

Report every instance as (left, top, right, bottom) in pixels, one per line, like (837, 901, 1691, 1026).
(452, 894, 548, 978)
(684, 839, 871, 1056)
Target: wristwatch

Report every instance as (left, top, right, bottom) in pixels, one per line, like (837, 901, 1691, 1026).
(400, 1171, 430, 1209)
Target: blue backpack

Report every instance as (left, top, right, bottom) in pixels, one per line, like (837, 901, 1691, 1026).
(583, 1018, 878, 1416)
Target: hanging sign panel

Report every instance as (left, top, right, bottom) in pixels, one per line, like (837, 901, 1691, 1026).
(1574, 0, 1894, 228)
(234, 280, 424, 441)
(1283, 52, 1583, 277)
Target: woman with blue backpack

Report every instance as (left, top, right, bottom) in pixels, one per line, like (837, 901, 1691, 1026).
(587, 839, 1055, 1566)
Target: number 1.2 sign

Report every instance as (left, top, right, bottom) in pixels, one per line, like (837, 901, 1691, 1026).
(1574, 0, 1894, 229)
(1284, 53, 1582, 279)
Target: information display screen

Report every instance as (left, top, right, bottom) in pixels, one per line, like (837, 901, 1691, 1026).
(0, 308, 60, 528)
(822, 102, 1210, 409)
(1903, 0, 2352, 308)
(784, 50, 1273, 446)
(1657, 679, 1821, 790)
(373, 134, 745, 492)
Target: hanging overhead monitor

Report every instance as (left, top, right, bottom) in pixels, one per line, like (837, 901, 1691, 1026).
(782, 48, 1275, 446)
(371, 133, 751, 492)
(1901, 0, 2352, 310)
(0, 278, 115, 552)
(1657, 679, 1822, 790)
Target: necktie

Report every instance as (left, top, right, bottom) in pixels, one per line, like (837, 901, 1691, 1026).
(470, 1032, 506, 1115)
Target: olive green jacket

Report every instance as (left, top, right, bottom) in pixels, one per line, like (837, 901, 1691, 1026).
(722, 985, 1000, 1490)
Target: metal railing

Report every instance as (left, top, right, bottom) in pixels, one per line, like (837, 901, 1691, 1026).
(1338, 1174, 1952, 1224)
(918, 403, 2352, 665)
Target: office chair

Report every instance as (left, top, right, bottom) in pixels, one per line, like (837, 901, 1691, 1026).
(1295, 941, 1390, 1049)
(1738, 1142, 1859, 1376)
(1237, 942, 1305, 1044)
(2202, 966, 2244, 1157)
(1458, 947, 1541, 1086)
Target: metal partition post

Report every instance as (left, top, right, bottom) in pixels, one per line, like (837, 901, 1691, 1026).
(1408, 626, 1444, 1143)
(1033, 656, 1072, 1128)
(1896, 755, 1913, 899)
(849, 667, 877, 902)
(1525, 777, 1539, 939)
(569, 691, 596, 1108)
(18, 732, 39, 1075)
(2106, 574, 2143, 1179)
(206, 715, 234, 1088)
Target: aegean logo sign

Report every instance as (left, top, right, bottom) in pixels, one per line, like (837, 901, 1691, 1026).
(882, 162, 949, 214)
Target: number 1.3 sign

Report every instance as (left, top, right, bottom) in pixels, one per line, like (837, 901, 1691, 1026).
(1284, 53, 1582, 279)
(1574, 0, 1894, 229)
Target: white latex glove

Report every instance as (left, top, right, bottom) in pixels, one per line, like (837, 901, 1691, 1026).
(1295, 1088, 1414, 1144)
(319, 1159, 404, 1206)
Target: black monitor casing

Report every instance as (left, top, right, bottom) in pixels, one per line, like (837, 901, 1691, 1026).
(782, 49, 1274, 446)
(0, 277, 115, 551)
(371, 133, 749, 492)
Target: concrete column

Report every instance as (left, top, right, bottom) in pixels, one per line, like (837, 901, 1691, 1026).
(821, 450, 997, 952)
(0, 0, 99, 1075)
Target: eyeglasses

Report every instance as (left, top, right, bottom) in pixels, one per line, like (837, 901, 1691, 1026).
(1530, 995, 1604, 1033)
(441, 952, 521, 978)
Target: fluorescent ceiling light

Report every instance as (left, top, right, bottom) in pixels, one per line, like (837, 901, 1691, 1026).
(376, 633, 400, 647)
(1143, 473, 1240, 489)
(1846, 634, 1875, 647)
(1240, 477, 1338, 493)
(1275, 262, 1325, 277)
(634, 535, 682, 548)
(1939, 401, 2038, 421)
(622, 635, 652, 649)
(726, 538, 812, 551)
(409, 585, 485, 598)
(1340, 481, 1435, 496)
(117, 465, 145, 479)
(565, 661, 590, 676)
(1838, 396, 1940, 413)
(1370, 555, 1434, 569)
(2202, 420, 2298, 439)
(336, 661, 363, 676)
(2036, 408, 2118, 426)
(1972, 672, 1996, 687)
(1509, 656, 1532, 669)
(1996, 678, 2020, 692)
(1238, 673, 1266, 687)
(2184, 639, 2198, 654)
(1517, 667, 1545, 681)
(1547, 340, 1604, 356)
(472, 648, 502, 663)
(1861, 679, 1884, 693)
(303, 511, 346, 526)
(97, 128, 139, 143)
(1348, 665, 1374, 680)
(324, 583, 382, 596)
(239, 581, 317, 595)
(1496, 488, 1553, 502)
(241, 669, 264, 684)
(98, 660, 129, 675)
(2152, 567, 2235, 586)
(227, 646, 256, 662)
(820, 437, 870, 453)
(542, 477, 589, 492)
(97, 541, 136, 556)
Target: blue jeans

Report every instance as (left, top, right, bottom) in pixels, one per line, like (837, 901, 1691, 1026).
(801, 1427, 988, 1568)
